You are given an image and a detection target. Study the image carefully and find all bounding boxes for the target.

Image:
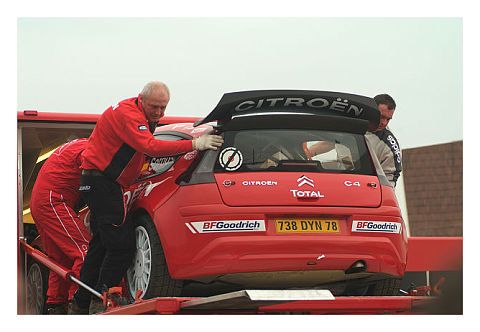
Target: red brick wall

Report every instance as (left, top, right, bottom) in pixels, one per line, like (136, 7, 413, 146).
(402, 141, 462, 236)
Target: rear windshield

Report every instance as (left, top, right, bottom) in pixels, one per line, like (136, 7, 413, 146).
(214, 129, 374, 174)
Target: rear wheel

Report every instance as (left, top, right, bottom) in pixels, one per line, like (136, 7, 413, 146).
(367, 278, 401, 296)
(126, 214, 183, 300)
(26, 260, 49, 314)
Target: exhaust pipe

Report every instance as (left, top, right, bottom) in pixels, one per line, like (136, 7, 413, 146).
(345, 260, 367, 274)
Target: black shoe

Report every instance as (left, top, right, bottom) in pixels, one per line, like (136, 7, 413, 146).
(88, 298, 105, 315)
(110, 293, 131, 306)
(46, 303, 67, 315)
(67, 299, 89, 315)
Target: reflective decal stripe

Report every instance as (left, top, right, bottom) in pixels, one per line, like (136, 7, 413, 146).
(61, 195, 88, 244)
(61, 202, 88, 257)
(121, 186, 127, 225)
(185, 223, 197, 234)
(49, 191, 85, 260)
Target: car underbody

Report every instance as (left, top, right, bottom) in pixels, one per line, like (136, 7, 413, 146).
(182, 270, 398, 296)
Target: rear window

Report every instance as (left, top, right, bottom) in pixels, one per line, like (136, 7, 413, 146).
(214, 129, 374, 175)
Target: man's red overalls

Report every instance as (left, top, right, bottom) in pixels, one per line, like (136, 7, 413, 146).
(30, 138, 91, 307)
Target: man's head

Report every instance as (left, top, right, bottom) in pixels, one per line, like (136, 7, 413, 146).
(373, 93, 396, 132)
(139, 81, 170, 122)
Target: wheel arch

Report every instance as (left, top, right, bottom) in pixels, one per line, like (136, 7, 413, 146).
(130, 208, 153, 223)
(129, 208, 176, 274)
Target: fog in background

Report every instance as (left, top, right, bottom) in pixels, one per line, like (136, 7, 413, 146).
(18, 17, 463, 232)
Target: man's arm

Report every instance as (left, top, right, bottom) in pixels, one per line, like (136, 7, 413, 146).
(115, 110, 222, 156)
(304, 141, 335, 159)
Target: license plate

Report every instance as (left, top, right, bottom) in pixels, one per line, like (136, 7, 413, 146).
(275, 219, 340, 233)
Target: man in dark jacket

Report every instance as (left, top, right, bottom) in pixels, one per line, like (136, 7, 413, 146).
(365, 94, 402, 187)
(70, 82, 223, 314)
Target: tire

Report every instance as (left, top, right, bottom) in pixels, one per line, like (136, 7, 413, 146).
(125, 214, 183, 300)
(367, 278, 401, 296)
(26, 260, 49, 314)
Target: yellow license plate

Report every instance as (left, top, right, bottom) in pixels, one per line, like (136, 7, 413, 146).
(275, 219, 340, 233)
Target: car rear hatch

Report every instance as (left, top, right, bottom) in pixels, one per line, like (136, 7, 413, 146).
(188, 90, 384, 208)
(212, 120, 381, 207)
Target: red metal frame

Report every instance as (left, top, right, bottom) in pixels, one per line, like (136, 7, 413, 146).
(17, 110, 200, 125)
(98, 295, 436, 315)
(20, 240, 71, 280)
(258, 296, 436, 314)
(102, 298, 188, 315)
(18, 111, 100, 123)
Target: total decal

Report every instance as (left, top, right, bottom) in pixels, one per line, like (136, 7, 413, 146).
(291, 175, 325, 198)
(351, 220, 402, 234)
(185, 220, 266, 234)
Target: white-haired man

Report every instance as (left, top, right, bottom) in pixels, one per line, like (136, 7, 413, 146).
(70, 82, 223, 314)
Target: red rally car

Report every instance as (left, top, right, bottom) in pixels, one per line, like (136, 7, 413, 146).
(122, 90, 407, 299)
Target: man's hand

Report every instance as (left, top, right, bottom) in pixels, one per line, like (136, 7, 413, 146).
(193, 134, 224, 151)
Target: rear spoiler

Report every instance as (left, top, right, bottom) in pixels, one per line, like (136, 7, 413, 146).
(194, 90, 380, 130)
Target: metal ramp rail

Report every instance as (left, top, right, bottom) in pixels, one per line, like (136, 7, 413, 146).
(100, 289, 435, 315)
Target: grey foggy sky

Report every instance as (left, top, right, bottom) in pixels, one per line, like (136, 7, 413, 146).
(18, 18, 462, 150)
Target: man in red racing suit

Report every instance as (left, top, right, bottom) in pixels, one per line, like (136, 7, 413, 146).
(70, 81, 223, 314)
(30, 138, 91, 314)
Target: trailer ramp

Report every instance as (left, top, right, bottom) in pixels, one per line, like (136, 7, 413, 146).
(101, 289, 434, 315)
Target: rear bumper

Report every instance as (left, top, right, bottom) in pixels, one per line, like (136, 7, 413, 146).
(171, 235, 406, 279)
(156, 186, 406, 282)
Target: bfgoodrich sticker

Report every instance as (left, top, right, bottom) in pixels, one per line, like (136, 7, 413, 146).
(352, 220, 401, 233)
(186, 220, 265, 233)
